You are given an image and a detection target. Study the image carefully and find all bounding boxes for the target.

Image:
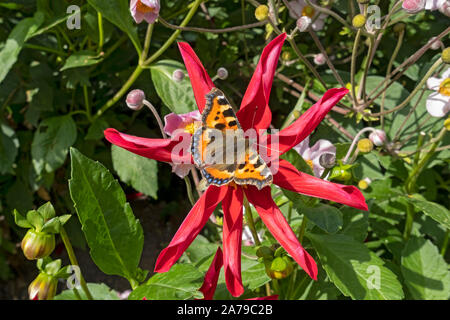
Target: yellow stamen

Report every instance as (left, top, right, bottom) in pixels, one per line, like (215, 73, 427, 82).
(137, 0, 155, 13)
(301, 5, 315, 18)
(305, 159, 314, 171)
(439, 78, 450, 96)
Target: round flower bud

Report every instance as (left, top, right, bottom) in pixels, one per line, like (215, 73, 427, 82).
(352, 14, 366, 29)
(126, 89, 145, 110)
(296, 16, 312, 32)
(21, 229, 55, 260)
(442, 47, 450, 64)
(313, 53, 326, 66)
(265, 256, 294, 279)
(358, 177, 372, 190)
(393, 22, 406, 33)
(172, 69, 185, 82)
(256, 246, 274, 260)
(319, 153, 336, 169)
(28, 272, 58, 300)
(428, 37, 443, 50)
(369, 129, 387, 146)
(331, 167, 352, 182)
(357, 138, 374, 153)
(216, 67, 229, 80)
(255, 5, 269, 21)
(444, 118, 450, 131)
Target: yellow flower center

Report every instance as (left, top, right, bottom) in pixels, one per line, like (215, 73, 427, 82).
(302, 5, 315, 18)
(439, 78, 450, 97)
(184, 122, 196, 134)
(358, 180, 369, 190)
(305, 159, 314, 171)
(137, 0, 155, 13)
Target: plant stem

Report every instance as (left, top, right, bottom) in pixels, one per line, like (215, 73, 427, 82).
(143, 100, 167, 139)
(298, 216, 308, 243)
(350, 29, 362, 107)
(184, 176, 195, 206)
(403, 202, 415, 241)
(243, 196, 261, 246)
(83, 85, 92, 121)
(60, 227, 94, 300)
(97, 12, 104, 53)
(23, 43, 68, 56)
(141, 23, 154, 63)
(441, 230, 449, 256)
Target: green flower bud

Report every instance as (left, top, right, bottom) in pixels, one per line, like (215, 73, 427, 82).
(265, 256, 294, 279)
(21, 229, 55, 260)
(330, 167, 352, 182)
(352, 14, 366, 29)
(28, 272, 58, 300)
(393, 22, 406, 34)
(442, 47, 450, 64)
(256, 246, 274, 260)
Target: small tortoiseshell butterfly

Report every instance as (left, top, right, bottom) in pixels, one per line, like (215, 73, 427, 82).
(191, 88, 273, 190)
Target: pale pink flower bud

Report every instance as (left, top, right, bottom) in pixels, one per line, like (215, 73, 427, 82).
(217, 67, 229, 80)
(369, 129, 387, 146)
(428, 37, 443, 50)
(126, 89, 145, 110)
(130, 0, 160, 24)
(172, 69, 185, 82)
(438, 0, 450, 17)
(313, 53, 326, 66)
(402, 0, 425, 13)
(296, 16, 311, 32)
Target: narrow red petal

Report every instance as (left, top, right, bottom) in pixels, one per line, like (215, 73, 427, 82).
(247, 295, 279, 300)
(222, 187, 244, 297)
(154, 186, 229, 272)
(264, 88, 349, 158)
(237, 33, 287, 131)
(199, 247, 223, 300)
(178, 42, 215, 112)
(273, 159, 368, 211)
(244, 186, 318, 280)
(104, 128, 192, 164)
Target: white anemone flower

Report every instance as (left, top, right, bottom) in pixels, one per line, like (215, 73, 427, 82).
(288, 0, 328, 31)
(293, 136, 336, 178)
(426, 68, 450, 117)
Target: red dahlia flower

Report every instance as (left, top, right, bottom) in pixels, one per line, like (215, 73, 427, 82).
(104, 33, 368, 298)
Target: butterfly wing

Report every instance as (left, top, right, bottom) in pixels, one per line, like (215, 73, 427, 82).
(202, 87, 241, 131)
(234, 145, 273, 190)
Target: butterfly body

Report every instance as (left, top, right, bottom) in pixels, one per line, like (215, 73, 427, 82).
(191, 88, 272, 190)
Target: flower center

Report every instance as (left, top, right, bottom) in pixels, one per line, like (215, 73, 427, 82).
(305, 159, 314, 171)
(301, 5, 315, 18)
(184, 122, 197, 134)
(439, 78, 450, 97)
(136, 0, 155, 13)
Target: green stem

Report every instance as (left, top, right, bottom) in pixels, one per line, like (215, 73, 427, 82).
(403, 202, 415, 241)
(83, 85, 92, 121)
(298, 216, 308, 243)
(441, 230, 449, 256)
(97, 12, 104, 53)
(350, 29, 362, 106)
(413, 132, 426, 166)
(244, 196, 261, 246)
(140, 23, 154, 63)
(184, 176, 195, 206)
(60, 227, 94, 300)
(23, 43, 67, 56)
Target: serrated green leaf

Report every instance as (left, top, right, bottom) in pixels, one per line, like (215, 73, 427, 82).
(150, 60, 197, 113)
(37, 202, 55, 221)
(0, 123, 19, 174)
(31, 115, 77, 174)
(69, 148, 144, 281)
(111, 145, 158, 199)
(128, 264, 204, 300)
(27, 210, 44, 231)
(301, 204, 343, 234)
(60, 50, 103, 71)
(401, 237, 450, 300)
(339, 207, 369, 242)
(308, 233, 404, 300)
(405, 195, 450, 229)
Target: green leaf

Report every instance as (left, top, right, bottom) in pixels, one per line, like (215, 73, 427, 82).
(26, 210, 44, 231)
(60, 50, 103, 71)
(31, 115, 77, 174)
(37, 202, 55, 221)
(69, 148, 144, 281)
(13, 209, 32, 229)
(0, 123, 19, 174)
(55, 283, 120, 300)
(150, 60, 198, 113)
(0, 11, 44, 83)
(404, 195, 450, 229)
(111, 145, 158, 199)
(301, 204, 343, 234)
(128, 264, 204, 300)
(85, 118, 109, 140)
(86, 0, 141, 53)
(308, 233, 404, 300)
(401, 237, 450, 300)
(339, 207, 369, 242)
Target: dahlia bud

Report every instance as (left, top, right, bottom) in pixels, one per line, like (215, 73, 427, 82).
(296, 16, 311, 32)
(330, 167, 352, 182)
(255, 5, 269, 21)
(357, 138, 374, 153)
(428, 37, 443, 50)
(172, 69, 185, 82)
(28, 272, 58, 300)
(442, 47, 450, 64)
(256, 246, 274, 260)
(313, 53, 326, 66)
(126, 89, 145, 110)
(352, 14, 366, 29)
(216, 67, 229, 80)
(21, 229, 55, 260)
(358, 177, 372, 190)
(369, 129, 387, 146)
(264, 256, 294, 279)
(319, 153, 336, 169)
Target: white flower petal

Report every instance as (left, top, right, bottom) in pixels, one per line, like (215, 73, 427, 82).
(426, 92, 450, 117)
(427, 76, 442, 90)
(441, 68, 450, 79)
